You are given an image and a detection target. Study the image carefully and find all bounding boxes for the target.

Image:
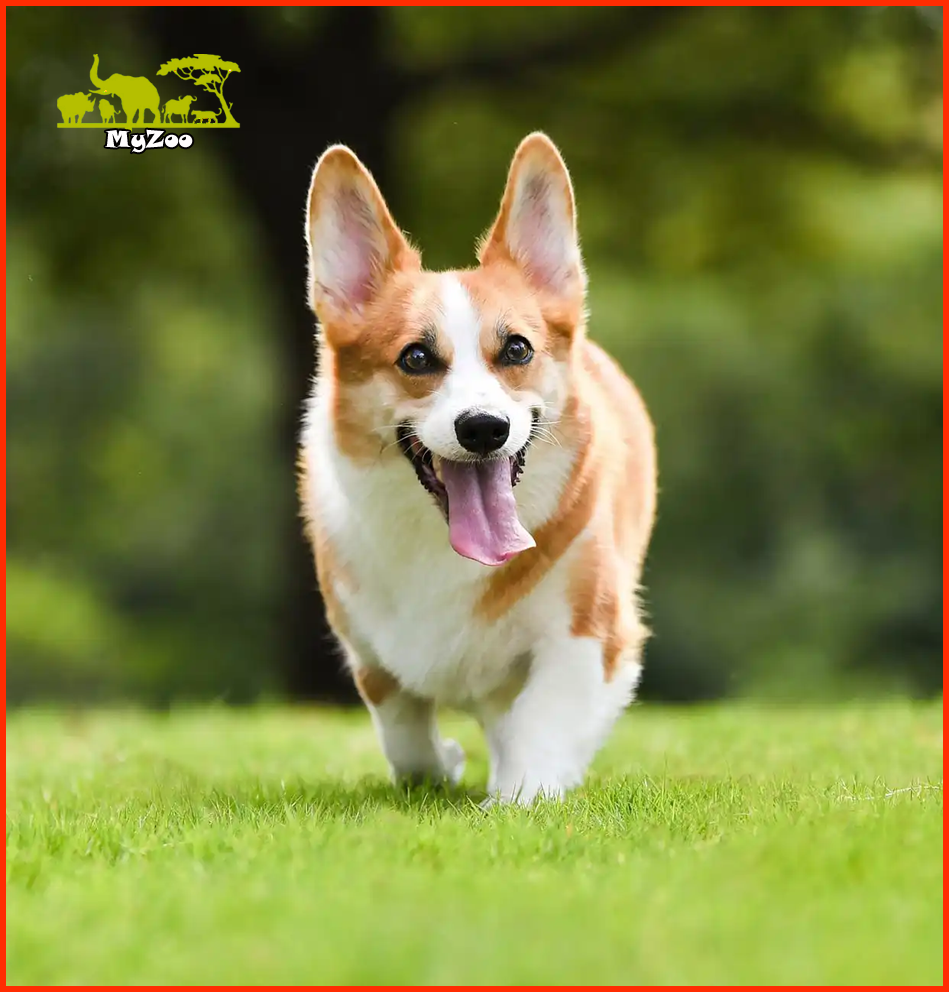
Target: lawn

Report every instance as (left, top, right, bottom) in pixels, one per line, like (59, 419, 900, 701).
(5, 700, 943, 986)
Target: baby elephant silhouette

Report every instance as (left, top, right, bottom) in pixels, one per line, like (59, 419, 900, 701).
(191, 110, 220, 124)
(57, 91, 96, 124)
(98, 98, 117, 125)
(163, 95, 196, 124)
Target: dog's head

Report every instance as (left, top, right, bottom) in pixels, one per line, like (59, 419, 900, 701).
(305, 133, 586, 567)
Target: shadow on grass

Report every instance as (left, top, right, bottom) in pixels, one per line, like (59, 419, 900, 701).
(199, 776, 486, 822)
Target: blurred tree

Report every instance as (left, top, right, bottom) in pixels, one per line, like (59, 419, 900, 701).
(144, 6, 690, 701)
(5, 6, 942, 705)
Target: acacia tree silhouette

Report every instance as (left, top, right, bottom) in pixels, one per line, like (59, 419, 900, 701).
(157, 54, 240, 126)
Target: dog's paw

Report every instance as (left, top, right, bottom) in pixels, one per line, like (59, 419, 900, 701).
(439, 738, 466, 786)
(391, 739, 465, 788)
(480, 781, 566, 808)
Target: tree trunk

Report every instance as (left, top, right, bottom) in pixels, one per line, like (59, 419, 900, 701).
(211, 84, 236, 126)
(143, 6, 674, 703)
(147, 7, 404, 702)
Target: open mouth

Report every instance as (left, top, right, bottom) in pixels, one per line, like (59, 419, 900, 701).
(396, 428, 528, 514)
(396, 418, 537, 567)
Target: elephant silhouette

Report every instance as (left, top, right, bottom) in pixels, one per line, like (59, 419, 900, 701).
(89, 53, 160, 125)
(98, 98, 117, 125)
(57, 91, 95, 125)
(162, 95, 196, 124)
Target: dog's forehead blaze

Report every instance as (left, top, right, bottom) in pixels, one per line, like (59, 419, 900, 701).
(456, 265, 576, 393)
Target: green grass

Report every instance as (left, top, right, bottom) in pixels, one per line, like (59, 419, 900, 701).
(6, 701, 943, 986)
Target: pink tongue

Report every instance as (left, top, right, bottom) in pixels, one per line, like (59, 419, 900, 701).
(439, 458, 535, 566)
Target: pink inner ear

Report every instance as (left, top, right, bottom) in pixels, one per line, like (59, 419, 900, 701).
(511, 173, 574, 292)
(320, 186, 384, 310)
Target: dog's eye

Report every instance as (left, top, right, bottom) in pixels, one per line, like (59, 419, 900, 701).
(500, 336, 533, 366)
(398, 343, 438, 374)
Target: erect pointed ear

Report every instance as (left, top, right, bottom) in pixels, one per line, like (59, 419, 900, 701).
(305, 145, 418, 320)
(478, 132, 585, 300)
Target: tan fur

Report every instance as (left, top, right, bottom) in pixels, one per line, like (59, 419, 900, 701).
(566, 344, 656, 678)
(476, 389, 594, 620)
(302, 132, 656, 693)
(476, 337, 655, 679)
(354, 666, 401, 707)
(321, 275, 454, 460)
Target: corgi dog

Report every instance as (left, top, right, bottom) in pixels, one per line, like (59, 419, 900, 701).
(299, 133, 657, 805)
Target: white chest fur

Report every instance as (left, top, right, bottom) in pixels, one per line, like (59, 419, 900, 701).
(302, 397, 579, 707)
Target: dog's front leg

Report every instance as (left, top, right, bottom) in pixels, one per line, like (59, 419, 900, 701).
(370, 688, 466, 787)
(349, 650, 465, 786)
(481, 636, 640, 806)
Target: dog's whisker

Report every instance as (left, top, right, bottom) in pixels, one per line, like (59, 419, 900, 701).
(530, 427, 562, 448)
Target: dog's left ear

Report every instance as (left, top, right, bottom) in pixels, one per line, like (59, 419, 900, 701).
(479, 133, 585, 301)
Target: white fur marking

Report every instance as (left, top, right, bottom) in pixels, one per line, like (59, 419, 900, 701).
(483, 637, 641, 805)
(369, 690, 466, 784)
(418, 275, 534, 460)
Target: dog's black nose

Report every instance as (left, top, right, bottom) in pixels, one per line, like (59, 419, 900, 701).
(455, 412, 510, 455)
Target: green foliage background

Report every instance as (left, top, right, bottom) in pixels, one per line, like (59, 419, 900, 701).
(6, 8, 942, 704)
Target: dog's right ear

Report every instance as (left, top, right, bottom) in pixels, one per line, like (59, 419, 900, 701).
(306, 146, 418, 324)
